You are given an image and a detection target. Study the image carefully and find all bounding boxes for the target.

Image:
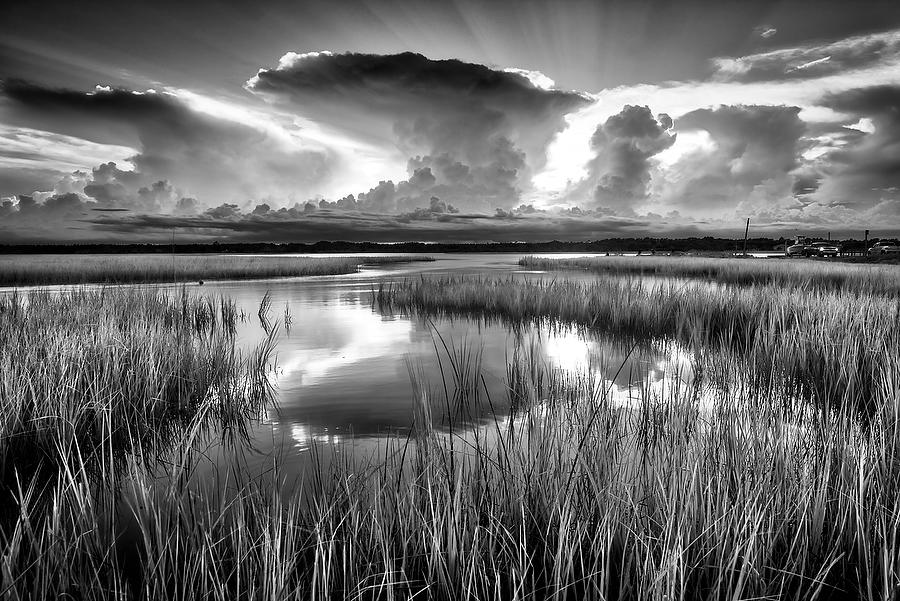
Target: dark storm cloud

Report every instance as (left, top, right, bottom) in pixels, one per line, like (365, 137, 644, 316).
(813, 85, 900, 208)
(246, 52, 586, 146)
(581, 105, 675, 213)
(659, 105, 807, 213)
(246, 51, 589, 211)
(711, 30, 900, 83)
(0, 80, 332, 207)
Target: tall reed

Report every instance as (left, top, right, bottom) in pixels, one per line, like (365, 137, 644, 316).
(376, 275, 900, 414)
(5, 331, 895, 599)
(519, 255, 900, 295)
(0, 254, 432, 287)
(3, 266, 899, 599)
(0, 287, 275, 498)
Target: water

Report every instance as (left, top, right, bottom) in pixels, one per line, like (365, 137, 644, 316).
(147, 253, 697, 489)
(2, 253, 700, 490)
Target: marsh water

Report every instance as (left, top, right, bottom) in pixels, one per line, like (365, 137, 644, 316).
(124, 253, 700, 491)
(3, 253, 701, 491)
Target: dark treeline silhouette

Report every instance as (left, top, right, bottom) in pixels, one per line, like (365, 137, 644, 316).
(0, 237, 877, 255)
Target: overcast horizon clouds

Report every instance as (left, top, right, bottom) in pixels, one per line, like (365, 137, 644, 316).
(2, 0, 900, 243)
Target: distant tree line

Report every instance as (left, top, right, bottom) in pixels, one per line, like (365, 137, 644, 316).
(0, 237, 881, 255)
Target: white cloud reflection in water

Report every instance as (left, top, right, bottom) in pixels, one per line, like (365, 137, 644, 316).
(540, 323, 705, 410)
(271, 299, 412, 387)
(181, 258, 722, 494)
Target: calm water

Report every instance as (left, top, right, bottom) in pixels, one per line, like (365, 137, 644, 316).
(130, 253, 697, 489)
(4, 253, 701, 490)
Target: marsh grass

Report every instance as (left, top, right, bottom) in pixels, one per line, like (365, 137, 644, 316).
(0, 254, 432, 287)
(3, 265, 900, 599)
(6, 330, 896, 599)
(0, 287, 275, 510)
(519, 255, 900, 295)
(303, 346, 899, 600)
(376, 275, 900, 414)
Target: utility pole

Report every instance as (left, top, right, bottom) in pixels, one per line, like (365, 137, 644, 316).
(864, 229, 869, 258)
(742, 218, 750, 257)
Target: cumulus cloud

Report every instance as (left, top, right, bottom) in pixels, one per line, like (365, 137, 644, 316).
(539, 28, 900, 196)
(246, 51, 585, 158)
(79, 162, 187, 213)
(654, 105, 807, 217)
(0, 158, 209, 241)
(0, 192, 99, 242)
(246, 51, 589, 211)
(397, 196, 460, 222)
(310, 140, 527, 215)
(576, 105, 675, 213)
(5, 28, 900, 243)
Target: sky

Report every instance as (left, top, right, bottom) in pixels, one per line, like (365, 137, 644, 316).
(2, 0, 900, 243)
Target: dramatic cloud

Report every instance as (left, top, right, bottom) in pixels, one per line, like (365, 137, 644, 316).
(4, 23, 900, 243)
(813, 85, 900, 208)
(397, 196, 460, 222)
(73, 199, 889, 246)
(78, 161, 190, 214)
(655, 105, 806, 217)
(246, 51, 586, 158)
(0, 192, 99, 242)
(582, 105, 676, 213)
(533, 25, 900, 233)
(0, 80, 334, 208)
(0, 124, 136, 191)
(0, 155, 209, 241)
(247, 51, 589, 211)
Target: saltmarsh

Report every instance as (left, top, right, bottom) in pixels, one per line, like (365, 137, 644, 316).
(377, 273, 900, 413)
(519, 254, 900, 295)
(0, 287, 275, 491)
(1, 255, 898, 600)
(0, 253, 432, 286)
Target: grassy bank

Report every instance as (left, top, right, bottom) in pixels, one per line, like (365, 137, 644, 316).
(519, 255, 900, 294)
(0, 254, 432, 287)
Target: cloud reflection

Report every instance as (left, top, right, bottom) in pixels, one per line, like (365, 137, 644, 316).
(274, 302, 411, 387)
